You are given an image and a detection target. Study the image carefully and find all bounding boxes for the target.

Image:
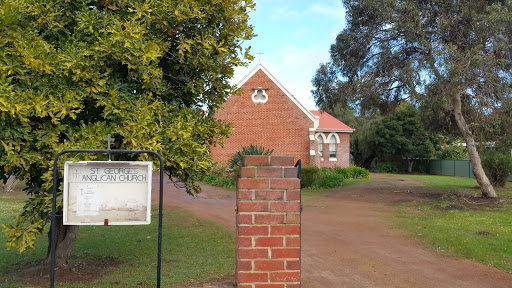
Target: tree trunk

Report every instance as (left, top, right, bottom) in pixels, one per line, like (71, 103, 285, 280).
(45, 216, 79, 267)
(407, 158, 414, 173)
(452, 93, 497, 198)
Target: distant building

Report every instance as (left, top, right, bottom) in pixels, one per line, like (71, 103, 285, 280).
(210, 64, 353, 168)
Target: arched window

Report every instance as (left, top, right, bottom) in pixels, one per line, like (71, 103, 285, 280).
(329, 136, 337, 159)
(318, 136, 324, 158)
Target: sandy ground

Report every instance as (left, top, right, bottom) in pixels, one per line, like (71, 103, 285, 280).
(152, 173, 512, 288)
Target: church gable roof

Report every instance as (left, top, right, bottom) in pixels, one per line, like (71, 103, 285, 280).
(237, 63, 319, 129)
(310, 110, 354, 132)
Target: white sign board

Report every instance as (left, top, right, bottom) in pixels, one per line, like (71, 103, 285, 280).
(63, 161, 152, 225)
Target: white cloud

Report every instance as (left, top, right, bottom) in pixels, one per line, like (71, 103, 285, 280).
(309, 1, 346, 20)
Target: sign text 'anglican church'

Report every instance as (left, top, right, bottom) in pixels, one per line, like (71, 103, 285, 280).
(63, 161, 152, 226)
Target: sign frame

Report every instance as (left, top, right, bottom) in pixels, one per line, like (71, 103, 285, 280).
(63, 161, 153, 226)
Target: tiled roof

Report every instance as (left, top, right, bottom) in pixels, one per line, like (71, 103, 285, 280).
(310, 110, 353, 131)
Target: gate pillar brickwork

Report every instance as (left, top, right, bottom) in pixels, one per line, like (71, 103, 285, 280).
(236, 155, 301, 288)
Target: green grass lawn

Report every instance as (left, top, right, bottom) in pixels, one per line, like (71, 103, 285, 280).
(397, 174, 512, 196)
(0, 192, 235, 287)
(392, 174, 512, 271)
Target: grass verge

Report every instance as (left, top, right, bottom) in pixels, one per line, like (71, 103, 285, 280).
(392, 174, 512, 271)
(396, 174, 512, 197)
(0, 192, 235, 287)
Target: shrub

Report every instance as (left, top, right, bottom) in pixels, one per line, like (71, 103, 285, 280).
(374, 162, 400, 173)
(349, 165, 370, 179)
(300, 166, 320, 189)
(482, 149, 512, 188)
(409, 159, 430, 174)
(202, 173, 235, 188)
(311, 169, 344, 188)
(202, 163, 236, 188)
(228, 144, 273, 170)
(210, 163, 229, 177)
(436, 145, 468, 160)
(334, 167, 352, 179)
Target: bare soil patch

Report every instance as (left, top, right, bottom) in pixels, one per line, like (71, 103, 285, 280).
(2, 257, 121, 287)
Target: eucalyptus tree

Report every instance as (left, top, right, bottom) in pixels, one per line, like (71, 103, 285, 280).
(312, 0, 512, 197)
(0, 0, 255, 266)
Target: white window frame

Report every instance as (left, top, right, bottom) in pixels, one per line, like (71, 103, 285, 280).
(315, 133, 326, 160)
(327, 133, 340, 161)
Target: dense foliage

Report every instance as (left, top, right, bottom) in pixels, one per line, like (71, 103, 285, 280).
(0, 0, 255, 263)
(481, 149, 512, 188)
(301, 165, 369, 189)
(300, 166, 320, 189)
(373, 105, 434, 172)
(312, 0, 512, 197)
(374, 162, 401, 174)
(436, 145, 469, 160)
(202, 163, 235, 188)
(312, 169, 345, 188)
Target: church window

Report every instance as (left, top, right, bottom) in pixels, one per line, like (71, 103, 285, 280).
(318, 136, 324, 158)
(329, 136, 337, 159)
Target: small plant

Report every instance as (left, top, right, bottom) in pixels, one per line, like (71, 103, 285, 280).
(374, 162, 400, 173)
(349, 165, 370, 179)
(334, 167, 352, 179)
(482, 149, 512, 188)
(228, 144, 274, 170)
(202, 163, 235, 188)
(300, 166, 320, 188)
(311, 169, 344, 188)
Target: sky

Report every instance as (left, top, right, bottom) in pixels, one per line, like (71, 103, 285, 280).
(231, 0, 347, 110)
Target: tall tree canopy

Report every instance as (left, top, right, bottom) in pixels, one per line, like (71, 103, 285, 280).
(374, 104, 434, 172)
(0, 0, 255, 265)
(312, 0, 512, 198)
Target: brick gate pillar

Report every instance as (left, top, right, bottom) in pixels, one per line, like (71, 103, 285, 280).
(236, 155, 301, 288)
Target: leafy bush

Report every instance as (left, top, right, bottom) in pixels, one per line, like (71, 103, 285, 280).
(482, 149, 512, 188)
(374, 162, 400, 173)
(349, 165, 370, 179)
(228, 144, 274, 170)
(436, 145, 468, 160)
(300, 166, 320, 189)
(202, 173, 235, 188)
(211, 163, 229, 177)
(202, 163, 235, 187)
(311, 169, 345, 188)
(334, 167, 352, 179)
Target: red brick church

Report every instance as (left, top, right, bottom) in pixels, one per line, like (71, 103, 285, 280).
(210, 64, 353, 168)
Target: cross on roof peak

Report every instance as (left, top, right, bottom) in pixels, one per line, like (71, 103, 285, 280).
(256, 50, 264, 63)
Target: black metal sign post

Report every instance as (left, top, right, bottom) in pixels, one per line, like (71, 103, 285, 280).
(50, 149, 165, 288)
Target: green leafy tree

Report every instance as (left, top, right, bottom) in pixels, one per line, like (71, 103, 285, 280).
(437, 144, 469, 160)
(374, 105, 434, 173)
(312, 0, 512, 197)
(481, 149, 512, 188)
(0, 0, 255, 266)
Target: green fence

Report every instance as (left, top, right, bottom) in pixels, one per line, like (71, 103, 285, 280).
(426, 159, 512, 182)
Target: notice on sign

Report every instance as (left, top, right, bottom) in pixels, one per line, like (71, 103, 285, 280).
(63, 161, 152, 225)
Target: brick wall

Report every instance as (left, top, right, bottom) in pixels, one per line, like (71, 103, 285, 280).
(210, 69, 313, 166)
(317, 132, 351, 168)
(236, 155, 301, 288)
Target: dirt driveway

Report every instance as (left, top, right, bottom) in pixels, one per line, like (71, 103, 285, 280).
(152, 173, 512, 288)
